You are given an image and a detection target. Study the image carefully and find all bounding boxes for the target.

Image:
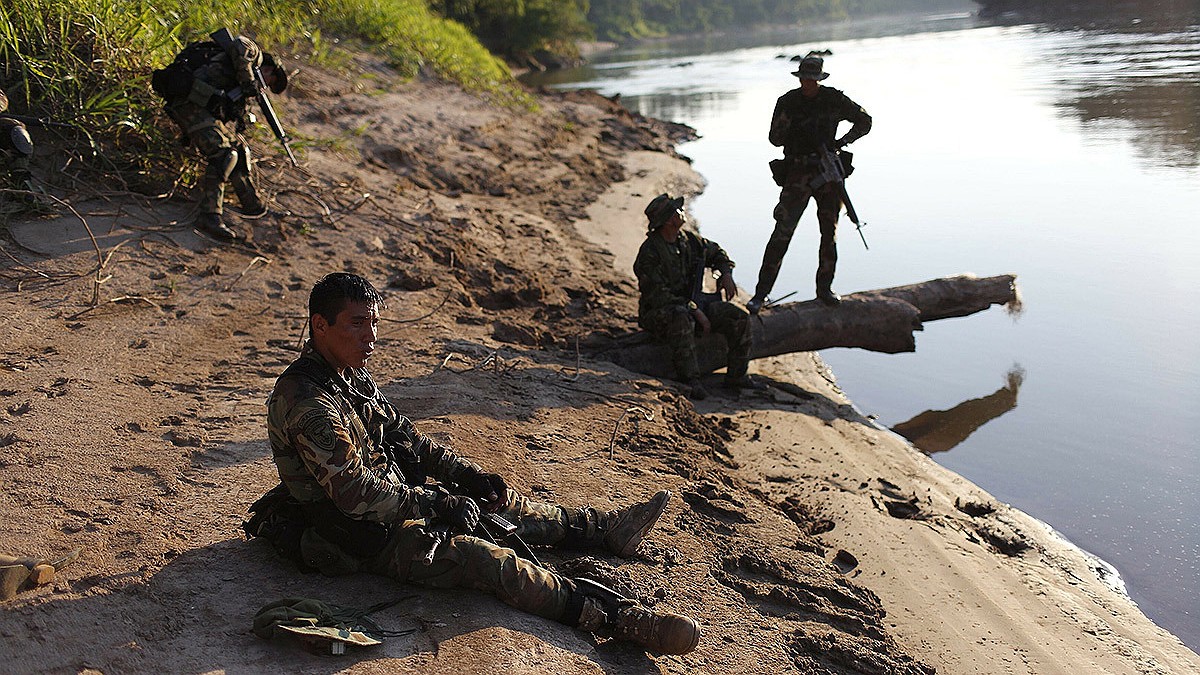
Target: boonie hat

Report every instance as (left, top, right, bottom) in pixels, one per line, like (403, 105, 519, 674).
(644, 193, 684, 231)
(792, 55, 829, 81)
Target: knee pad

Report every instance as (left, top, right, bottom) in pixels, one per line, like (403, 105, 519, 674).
(234, 143, 252, 174)
(8, 123, 33, 157)
(205, 146, 237, 180)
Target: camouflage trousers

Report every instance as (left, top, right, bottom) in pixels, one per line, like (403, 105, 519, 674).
(753, 166, 842, 300)
(165, 102, 258, 216)
(642, 301, 752, 382)
(302, 490, 577, 623)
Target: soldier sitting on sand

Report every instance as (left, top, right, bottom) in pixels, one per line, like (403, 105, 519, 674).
(245, 272, 701, 655)
(633, 194, 756, 400)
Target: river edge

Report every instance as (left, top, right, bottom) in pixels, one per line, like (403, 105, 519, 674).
(574, 149, 1200, 673)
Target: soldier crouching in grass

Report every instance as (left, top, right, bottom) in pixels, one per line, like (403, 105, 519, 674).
(245, 272, 701, 655)
(0, 88, 36, 195)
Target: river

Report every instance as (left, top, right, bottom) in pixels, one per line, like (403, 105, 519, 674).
(528, 1, 1200, 651)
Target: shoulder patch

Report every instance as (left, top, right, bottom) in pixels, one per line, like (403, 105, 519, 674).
(295, 407, 338, 452)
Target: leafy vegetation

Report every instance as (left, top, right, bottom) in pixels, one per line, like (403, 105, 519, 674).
(0, 0, 522, 189)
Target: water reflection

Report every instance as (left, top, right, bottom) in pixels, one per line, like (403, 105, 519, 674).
(983, 1, 1200, 169)
(891, 366, 1024, 454)
(617, 91, 739, 126)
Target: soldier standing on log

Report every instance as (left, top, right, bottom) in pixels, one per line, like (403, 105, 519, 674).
(633, 194, 755, 400)
(746, 53, 871, 311)
(151, 31, 287, 242)
(245, 272, 701, 656)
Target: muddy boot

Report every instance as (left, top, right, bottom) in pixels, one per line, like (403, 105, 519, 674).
(685, 379, 709, 401)
(576, 595, 701, 655)
(560, 491, 670, 558)
(604, 490, 670, 557)
(196, 212, 242, 242)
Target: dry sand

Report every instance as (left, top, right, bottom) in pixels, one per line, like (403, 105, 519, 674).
(0, 50, 1196, 674)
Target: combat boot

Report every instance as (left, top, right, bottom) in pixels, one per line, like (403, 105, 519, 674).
(603, 490, 670, 557)
(816, 286, 841, 306)
(575, 596, 701, 655)
(196, 212, 242, 242)
(560, 490, 670, 557)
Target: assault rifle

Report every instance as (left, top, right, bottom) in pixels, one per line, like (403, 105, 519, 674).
(210, 28, 298, 167)
(810, 145, 869, 250)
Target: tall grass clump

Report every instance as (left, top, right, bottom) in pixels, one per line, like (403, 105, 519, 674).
(0, 0, 524, 189)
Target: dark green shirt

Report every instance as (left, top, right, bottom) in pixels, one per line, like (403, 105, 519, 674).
(769, 85, 872, 156)
(633, 229, 734, 327)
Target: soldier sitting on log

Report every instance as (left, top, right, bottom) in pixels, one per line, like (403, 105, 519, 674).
(633, 194, 757, 400)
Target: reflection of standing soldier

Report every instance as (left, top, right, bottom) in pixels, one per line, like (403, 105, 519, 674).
(747, 54, 871, 310)
(0, 88, 36, 193)
(152, 33, 287, 241)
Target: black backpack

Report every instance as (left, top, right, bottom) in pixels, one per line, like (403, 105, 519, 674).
(151, 40, 225, 101)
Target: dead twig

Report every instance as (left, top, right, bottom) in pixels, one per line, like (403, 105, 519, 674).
(379, 290, 454, 335)
(225, 255, 272, 291)
(66, 295, 163, 319)
(609, 406, 654, 460)
(559, 336, 582, 382)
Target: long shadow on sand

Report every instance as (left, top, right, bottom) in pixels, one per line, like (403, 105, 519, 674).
(0, 536, 657, 674)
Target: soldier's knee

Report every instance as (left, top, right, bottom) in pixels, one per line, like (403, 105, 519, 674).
(6, 123, 33, 158)
(205, 146, 238, 179)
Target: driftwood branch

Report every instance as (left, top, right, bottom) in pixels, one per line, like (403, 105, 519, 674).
(601, 274, 1018, 378)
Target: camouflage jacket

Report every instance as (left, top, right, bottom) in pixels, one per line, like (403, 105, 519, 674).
(633, 229, 734, 326)
(769, 85, 872, 157)
(172, 35, 262, 120)
(266, 344, 483, 526)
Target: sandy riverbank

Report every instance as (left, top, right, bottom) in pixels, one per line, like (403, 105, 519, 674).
(573, 150, 1200, 673)
(0, 49, 1196, 673)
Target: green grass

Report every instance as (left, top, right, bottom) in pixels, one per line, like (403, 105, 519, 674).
(0, 0, 527, 190)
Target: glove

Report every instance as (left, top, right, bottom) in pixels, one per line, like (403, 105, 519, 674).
(433, 492, 480, 532)
(462, 472, 509, 512)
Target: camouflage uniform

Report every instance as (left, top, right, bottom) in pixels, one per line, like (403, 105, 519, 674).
(633, 229, 751, 383)
(753, 83, 871, 302)
(262, 345, 648, 623)
(0, 89, 34, 191)
(162, 36, 266, 224)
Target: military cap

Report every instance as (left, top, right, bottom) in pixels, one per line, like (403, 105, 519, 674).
(792, 55, 830, 81)
(644, 193, 684, 231)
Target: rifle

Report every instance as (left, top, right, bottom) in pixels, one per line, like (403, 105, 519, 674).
(209, 28, 298, 167)
(811, 145, 869, 250)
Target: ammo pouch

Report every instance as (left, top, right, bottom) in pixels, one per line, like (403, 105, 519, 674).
(244, 483, 309, 565)
(768, 158, 792, 187)
(839, 150, 855, 177)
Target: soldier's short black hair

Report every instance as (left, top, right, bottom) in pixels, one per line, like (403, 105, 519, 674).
(309, 273, 385, 327)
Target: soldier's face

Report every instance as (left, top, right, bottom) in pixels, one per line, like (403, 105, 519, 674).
(312, 300, 379, 371)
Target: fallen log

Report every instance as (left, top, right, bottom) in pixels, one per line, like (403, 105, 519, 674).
(598, 274, 1018, 379)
